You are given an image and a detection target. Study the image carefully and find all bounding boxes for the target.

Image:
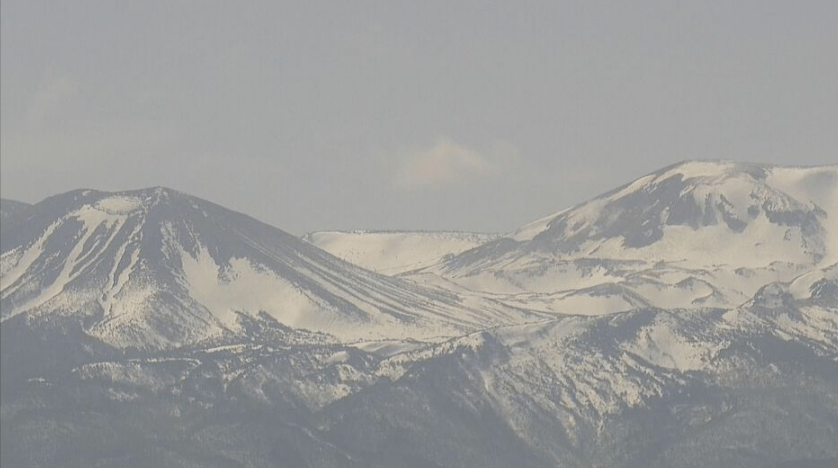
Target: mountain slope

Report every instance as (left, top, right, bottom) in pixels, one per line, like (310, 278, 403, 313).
(0, 188, 535, 349)
(424, 161, 838, 312)
(0, 198, 31, 226)
(326, 275, 838, 468)
(5, 272, 835, 468)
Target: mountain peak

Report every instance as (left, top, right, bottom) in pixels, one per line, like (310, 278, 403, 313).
(23, 187, 197, 222)
(1, 187, 529, 349)
(655, 159, 756, 179)
(0, 198, 32, 221)
(97, 187, 194, 212)
(513, 161, 837, 250)
(438, 162, 837, 295)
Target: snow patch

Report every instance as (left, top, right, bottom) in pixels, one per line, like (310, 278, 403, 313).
(178, 244, 320, 329)
(93, 196, 145, 215)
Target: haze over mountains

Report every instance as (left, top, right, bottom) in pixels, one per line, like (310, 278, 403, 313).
(1, 161, 837, 468)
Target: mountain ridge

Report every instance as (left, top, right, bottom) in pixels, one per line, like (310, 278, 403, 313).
(2, 161, 837, 468)
(0, 187, 537, 350)
(412, 161, 837, 314)
(0, 197, 32, 226)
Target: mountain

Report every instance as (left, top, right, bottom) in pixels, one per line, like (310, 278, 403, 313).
(0, 188, 535, 350)
(422, 161, 838, 313)
(4, 270, 836, 468)
(303, 230, 500, 274)
(2, 163, 837, 468)
(0, 198, 31, 225)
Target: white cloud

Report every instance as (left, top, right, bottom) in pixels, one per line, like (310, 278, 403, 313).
(392, 138, 506, 190)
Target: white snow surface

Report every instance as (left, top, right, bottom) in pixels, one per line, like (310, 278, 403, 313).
(178, 244, 322, 329)
(303, 230, 500, 274)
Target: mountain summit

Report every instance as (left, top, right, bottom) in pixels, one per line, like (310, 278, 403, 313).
(456, 161, 836, 268)
(425, 161, 838, 310)
(0, 187, 527, 349)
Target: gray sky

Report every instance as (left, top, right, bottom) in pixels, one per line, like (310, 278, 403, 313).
(2, 1, 836, 235)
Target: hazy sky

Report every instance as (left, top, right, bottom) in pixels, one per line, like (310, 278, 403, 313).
(2, 1, 836, 234)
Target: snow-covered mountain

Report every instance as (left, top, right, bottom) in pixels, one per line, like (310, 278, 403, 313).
(4, 270, 836, 468)
(421, 161, 838, 313)
(303, 230, 499, 274)
(2, 162, 837, 468)
(0, 188, 534, 349)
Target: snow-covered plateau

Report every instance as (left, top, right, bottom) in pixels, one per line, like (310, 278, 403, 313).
(303, 230, 500, 275)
